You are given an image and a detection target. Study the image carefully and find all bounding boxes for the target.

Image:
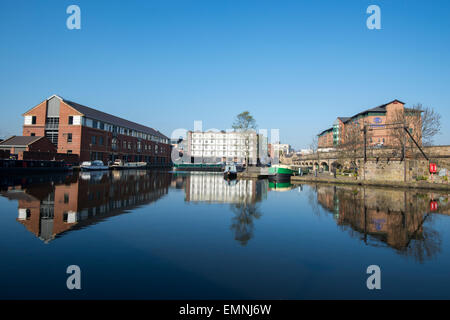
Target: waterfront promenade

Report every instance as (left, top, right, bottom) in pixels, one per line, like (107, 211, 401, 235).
(291, 173, 450, 191)
(238, 166, 450, 191)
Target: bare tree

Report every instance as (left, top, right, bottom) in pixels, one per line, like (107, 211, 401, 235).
(309, 135, 318, 154)
(390, 104, 441, 158)
(309, 135, 319, 172)
(414, 103, 441, 146)
(337, 121, 363, 174)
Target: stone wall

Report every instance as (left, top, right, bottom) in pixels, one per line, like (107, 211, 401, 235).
(360, 158, 449, 184)
(360, 160, 406, 182)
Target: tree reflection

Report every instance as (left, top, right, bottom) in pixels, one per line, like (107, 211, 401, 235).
(402, 215, 442, 263)
(229, 201, 262, 246)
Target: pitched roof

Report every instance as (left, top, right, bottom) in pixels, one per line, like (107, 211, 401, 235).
(318, 99, 405, 134)
(318, 127, 333, 136)
(345, 99, 405, 122)
(62, 98, 169, 140)
(0, 136, 44, 147)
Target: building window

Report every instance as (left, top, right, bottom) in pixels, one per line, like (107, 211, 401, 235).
(68, 116, 73, 125)
(45, 131, 58, 146)
(112, 138, 118, 150)
(30, 133, 35, 136)
(67, 133, 72, 143)
(64, 193, 69, 203)
(67, 150, 72, 154)
(46, 117, 59, 129)
(123, 141, 126, 149)
(32, 116, 36, 124)
(92, 120, 98, 129)
(91, 136, 96, 145)
(128, 142, 131, 150)
(99, 136, 104, 145)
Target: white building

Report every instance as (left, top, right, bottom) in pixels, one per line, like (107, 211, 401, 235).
(186, 130, 268, 164)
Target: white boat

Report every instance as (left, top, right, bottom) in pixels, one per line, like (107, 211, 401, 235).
(80, 160, 109, 171)
(111, 159, 147, 170)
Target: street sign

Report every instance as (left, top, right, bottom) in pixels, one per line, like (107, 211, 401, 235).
(429, 163, 437, 173)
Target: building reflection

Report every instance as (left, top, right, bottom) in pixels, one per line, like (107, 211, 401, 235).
(313, 184, 450, 262)
(183, 173, 268, 245)
(1, 170, 171, 243)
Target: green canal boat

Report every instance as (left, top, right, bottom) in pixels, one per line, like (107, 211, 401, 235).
(268, 165, 294, 182)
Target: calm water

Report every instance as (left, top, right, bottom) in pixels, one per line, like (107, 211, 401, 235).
(1, 170, 450, 299)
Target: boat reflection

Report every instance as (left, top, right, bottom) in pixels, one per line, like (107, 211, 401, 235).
(311, 184, 450, 262)
(268, 181, 294, 192)
(1, 170, 171, 243)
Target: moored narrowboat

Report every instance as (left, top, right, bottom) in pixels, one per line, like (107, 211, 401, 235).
(268, 165, 294, 182)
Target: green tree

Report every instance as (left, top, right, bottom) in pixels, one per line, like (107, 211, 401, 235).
(232, 111, 257, 170)
(232, 111, 257, 131)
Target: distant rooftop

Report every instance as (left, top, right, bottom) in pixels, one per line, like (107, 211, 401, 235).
(0, 135, 44, 147)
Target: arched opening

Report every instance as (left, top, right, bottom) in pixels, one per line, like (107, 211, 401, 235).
(320, 161, 329, 172)
(331, 161, 342, 170)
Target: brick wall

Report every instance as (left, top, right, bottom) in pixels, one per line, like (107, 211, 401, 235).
(28, 137, 57, 153)
(19, 151, 80, 164)
(23, 100, 47, 137)
(58, 101, 83, 156)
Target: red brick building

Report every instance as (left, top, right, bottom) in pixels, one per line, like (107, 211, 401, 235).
(22, 95, 171, 164)
(318, 99, 422, 149)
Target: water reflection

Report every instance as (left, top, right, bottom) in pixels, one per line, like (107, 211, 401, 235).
(268, 181, 294, 192)
(0, 170, 171, 243)
(183, 172, 268, 204)
(310, 184, 450, 262)
(181, 173, 268, 246)
(1, 169, 449, 258)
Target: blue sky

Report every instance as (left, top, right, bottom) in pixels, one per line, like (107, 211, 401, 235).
(0, 0, 449, 149)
